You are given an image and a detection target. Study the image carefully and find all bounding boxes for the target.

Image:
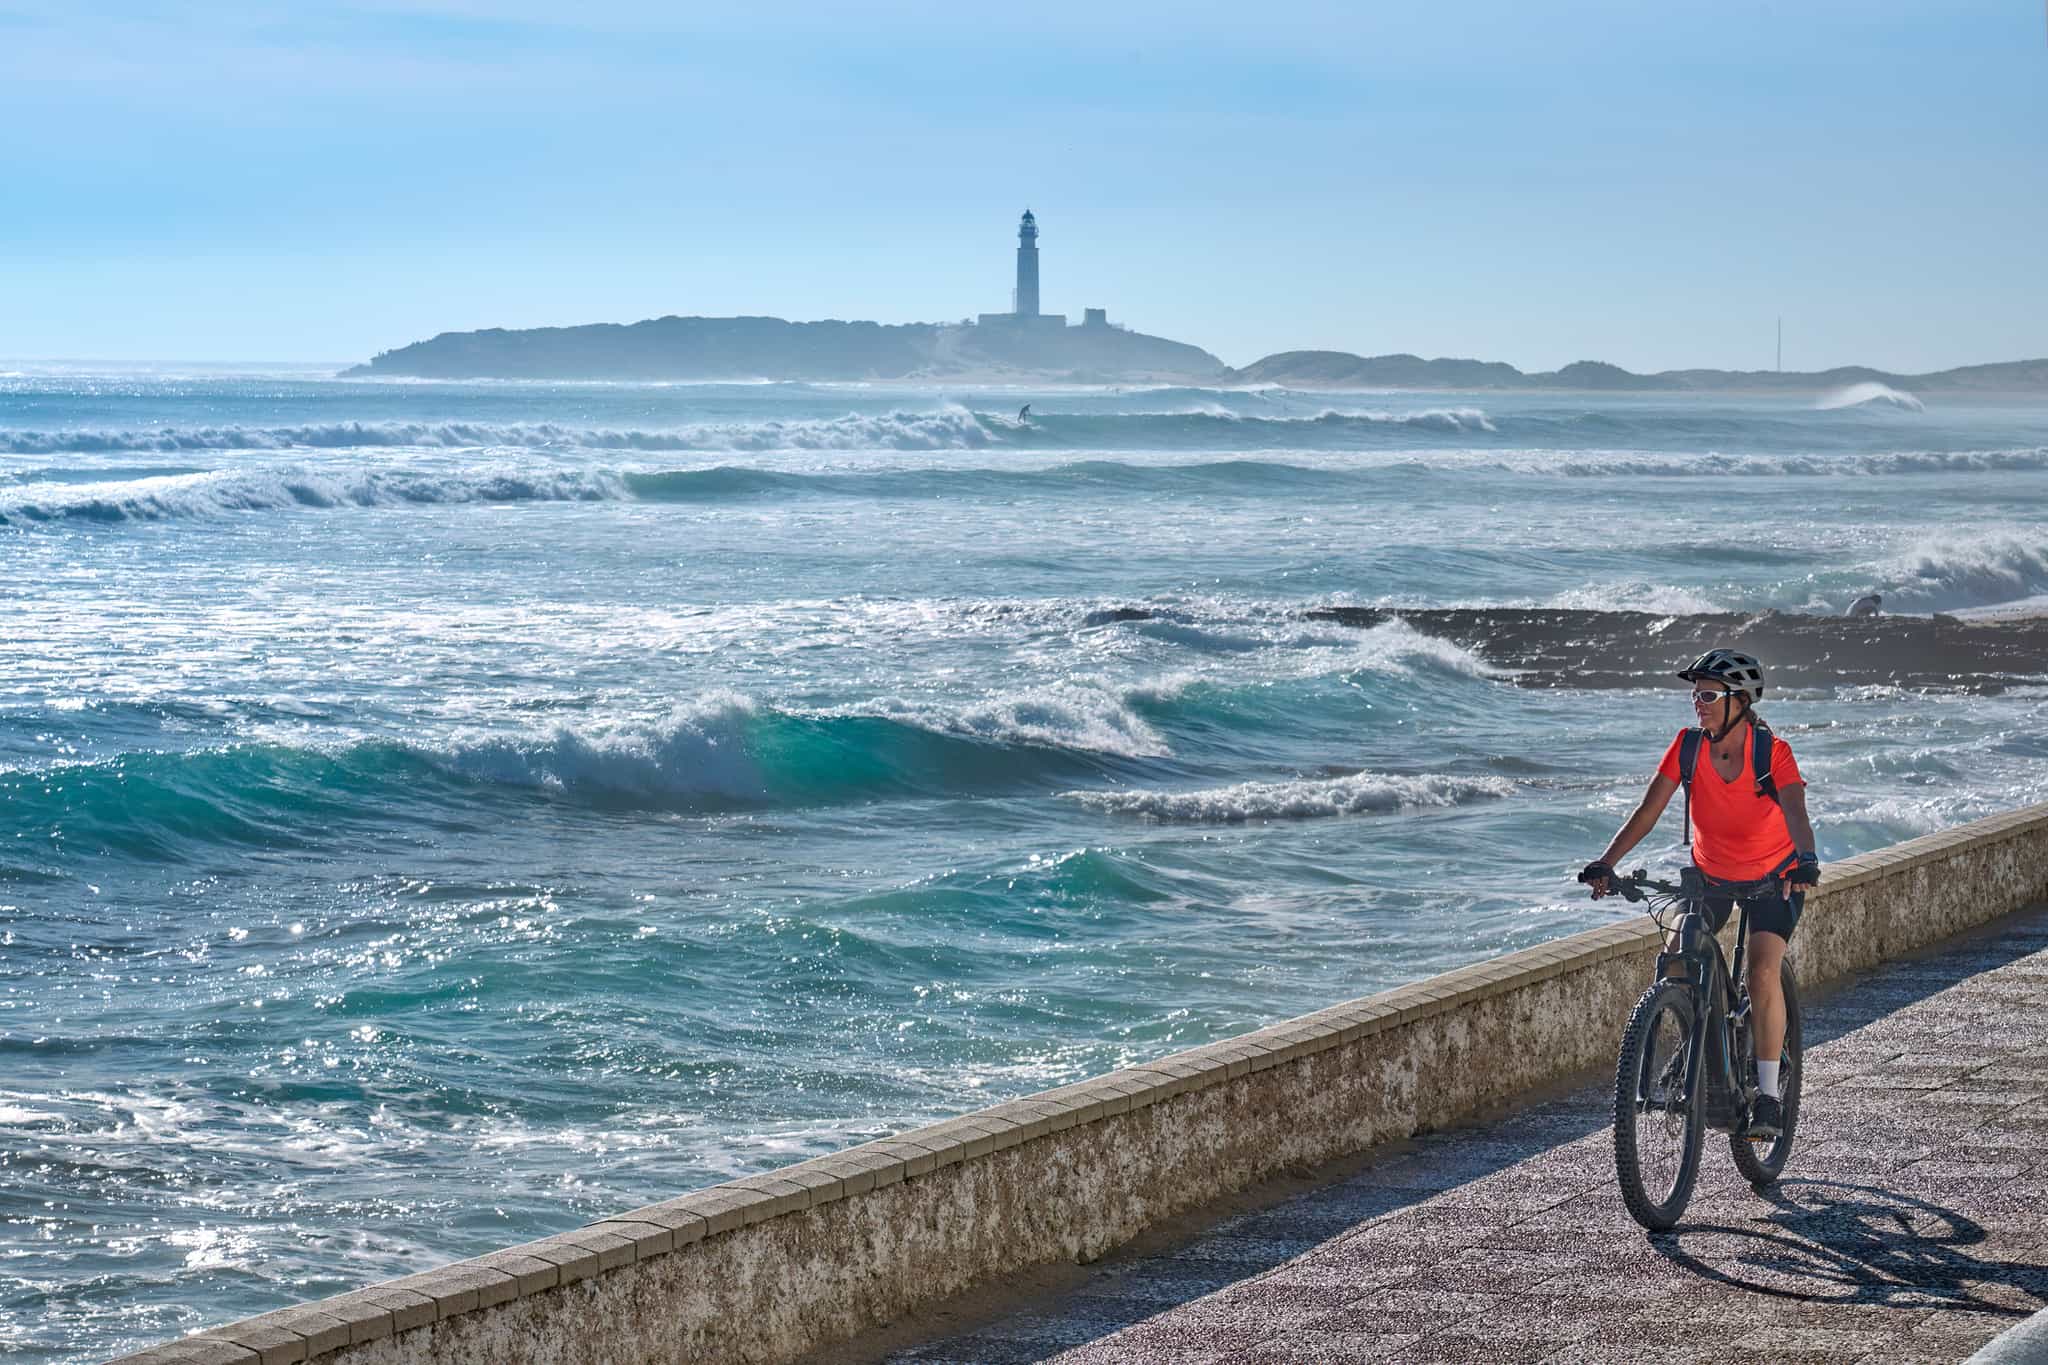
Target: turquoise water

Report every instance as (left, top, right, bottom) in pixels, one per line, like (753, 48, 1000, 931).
(4, 370, 2048, 1361)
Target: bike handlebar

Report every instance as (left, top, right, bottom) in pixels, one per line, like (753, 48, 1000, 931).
(1607, 869, 1790, 905)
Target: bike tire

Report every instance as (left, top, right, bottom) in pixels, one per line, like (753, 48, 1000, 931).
(1613, 980, 1705, 1231)
(1731, 963, 1802, 1187)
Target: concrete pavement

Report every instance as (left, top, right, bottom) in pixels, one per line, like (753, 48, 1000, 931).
(881, 906, 2048, 1364)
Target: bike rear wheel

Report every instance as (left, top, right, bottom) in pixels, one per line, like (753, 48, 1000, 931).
(1732, 963, 1802, 1187)
(1614, 980, 1704, 1230)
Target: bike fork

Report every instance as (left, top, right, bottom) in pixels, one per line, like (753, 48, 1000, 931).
(1678, 985, 1709, 1111)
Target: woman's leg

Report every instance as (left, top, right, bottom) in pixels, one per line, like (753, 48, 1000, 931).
(1748, 929, 1789, 1062)
(1667, 896, 1736, 978)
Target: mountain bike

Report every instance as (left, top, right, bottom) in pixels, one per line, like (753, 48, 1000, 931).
(1604, 867, 1804, 1230)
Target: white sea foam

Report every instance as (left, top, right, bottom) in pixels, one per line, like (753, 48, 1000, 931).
(432, 694, 771, 800)
(1123, 405, 1495, 431)
(419, 634, 1486, 798)
(1461, 448, 2048, 478)
(1320, 406, 1496, 432)
(1543, 583, 1725, 615)
(0, 403, 1504, 460)
(1872, 532, 2048, 612)
(1951, 594, 2048, 621)
(426, 680, 1170, 803)
(841, 681, 1170, 760)
(1109, 618, 1497, 709)
(1067, 770, 1514, 822)
(0, 465, 631, 522)
(0, 410, 999, 456)
(1342, 618, 1498, 678)
(1815, 381, 1925, 412)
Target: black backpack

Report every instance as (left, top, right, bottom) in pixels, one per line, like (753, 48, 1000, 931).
(1676, 720, 1779, 846)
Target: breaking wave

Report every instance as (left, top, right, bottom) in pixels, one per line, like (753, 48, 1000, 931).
(0, 459, 1442, 526)
(1816, 382, 1925, 412)
(0, 407, 1497, 460)
(0, 412, 998, 455)
(12, 446, 2047, 528)
(1873, 533, 2048, 612)
(1066, 770, 1515, 822)
(1540, 583, 1725, 615)
(9, 404, 2048, 470)
(0, 702, 1148, 859)
(1502, 448, 2048, 478)
(0, 633, 1510, 855)
(0, 467, 630, 524)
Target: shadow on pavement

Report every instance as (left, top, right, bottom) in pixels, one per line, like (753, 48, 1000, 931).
(872, 910, 2048, 1364)
(1652, 1180, 2045, 1317)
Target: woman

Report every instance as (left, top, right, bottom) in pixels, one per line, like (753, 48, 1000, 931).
(1579, 648, 1820, 1138)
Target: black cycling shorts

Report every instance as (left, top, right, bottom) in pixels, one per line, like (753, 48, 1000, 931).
(1702, 882, 1803, 941)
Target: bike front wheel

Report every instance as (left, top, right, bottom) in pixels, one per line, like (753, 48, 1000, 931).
(1731, 962, 1802, 1187)
(1614, 980, 1704, 1230)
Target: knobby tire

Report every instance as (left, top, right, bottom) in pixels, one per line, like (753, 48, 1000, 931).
(1613, 980, 1704, 1231)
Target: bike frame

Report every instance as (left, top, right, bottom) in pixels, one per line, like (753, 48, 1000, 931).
(1608, 864, 1800, 1228)
(1637, 866, 1777, 1130)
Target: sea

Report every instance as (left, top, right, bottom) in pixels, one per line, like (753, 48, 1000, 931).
(4, 367, 2047, 1361)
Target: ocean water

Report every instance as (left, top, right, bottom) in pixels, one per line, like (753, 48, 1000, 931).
(4, 369, 2048, 1361)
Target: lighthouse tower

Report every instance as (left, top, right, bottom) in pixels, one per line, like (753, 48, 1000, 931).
(977, 211, 1066, 328)
(1015, 209, 1041, 317)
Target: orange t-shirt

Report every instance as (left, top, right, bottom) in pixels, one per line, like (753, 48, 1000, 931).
(1657, 725, 1804, 881)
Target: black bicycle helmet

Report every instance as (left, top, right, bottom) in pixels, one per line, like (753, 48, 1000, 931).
(1677, 648, 1765, 704)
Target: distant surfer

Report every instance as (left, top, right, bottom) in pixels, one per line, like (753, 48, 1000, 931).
(1017, 403, 1031, 424)
(1845, 593, 1883, 618)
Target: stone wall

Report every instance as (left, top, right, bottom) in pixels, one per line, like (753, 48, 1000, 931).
(111, 802, 2048, 1365)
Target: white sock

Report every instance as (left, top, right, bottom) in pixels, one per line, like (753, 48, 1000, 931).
(1756, 1059, 1780, 1099)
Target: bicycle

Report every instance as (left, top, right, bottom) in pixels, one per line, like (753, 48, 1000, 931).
(1600, 866, 1804, 1230)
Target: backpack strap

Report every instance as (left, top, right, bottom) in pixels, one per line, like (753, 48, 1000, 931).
(1751, 721, 1779, 804)
(1677, 720, 1783, 856)
(1677, 727, 1705, 847)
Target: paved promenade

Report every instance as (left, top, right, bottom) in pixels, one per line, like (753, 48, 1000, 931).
(883, 907, 2048, 1365)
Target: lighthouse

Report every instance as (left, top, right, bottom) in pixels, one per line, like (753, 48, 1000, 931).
(1015, 210, 1041, 318)
(975, 211, 1069, 328)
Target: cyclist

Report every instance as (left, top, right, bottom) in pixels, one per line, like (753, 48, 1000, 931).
(1579, 649, 1820, 1138)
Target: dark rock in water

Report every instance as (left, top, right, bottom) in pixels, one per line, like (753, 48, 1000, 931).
(1082, 607, 1157, 626)
(1305, 607, 2048, 694)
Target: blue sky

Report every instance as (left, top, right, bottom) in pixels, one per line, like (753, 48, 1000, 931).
(1, 1, 2043, 371)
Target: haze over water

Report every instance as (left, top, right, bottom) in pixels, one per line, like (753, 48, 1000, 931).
(6, 372, 2048, 1361)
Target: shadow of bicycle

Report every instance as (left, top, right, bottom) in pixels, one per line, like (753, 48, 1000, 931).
(1650, 1178, 2048, 1316)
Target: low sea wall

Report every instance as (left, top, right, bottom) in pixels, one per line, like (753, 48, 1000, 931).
(114, 802, 2048, 1365)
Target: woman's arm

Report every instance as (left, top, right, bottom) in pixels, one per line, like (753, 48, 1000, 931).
(1778, 782, 1816, 855)
(1594, 772, 1681, 877)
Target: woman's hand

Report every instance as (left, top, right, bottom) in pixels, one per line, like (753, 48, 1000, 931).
(1578, 860, 1615, 899)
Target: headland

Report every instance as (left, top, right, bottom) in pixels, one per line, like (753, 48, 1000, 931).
(342, 313, 1227, 384)
(343, 319, 2048, 392)
(343, 210, 2048, 388)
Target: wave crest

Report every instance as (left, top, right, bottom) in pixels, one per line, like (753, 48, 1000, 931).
(1067, 770, 1514, 822)
(0, 467, 629, 524)
(421, 683, 1168, 809)
(1816, 382, 1925, 412)
(1525, 448, 2047, 478)
(0, 411, 998, 456)
(1875, 533, 2048, 612)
